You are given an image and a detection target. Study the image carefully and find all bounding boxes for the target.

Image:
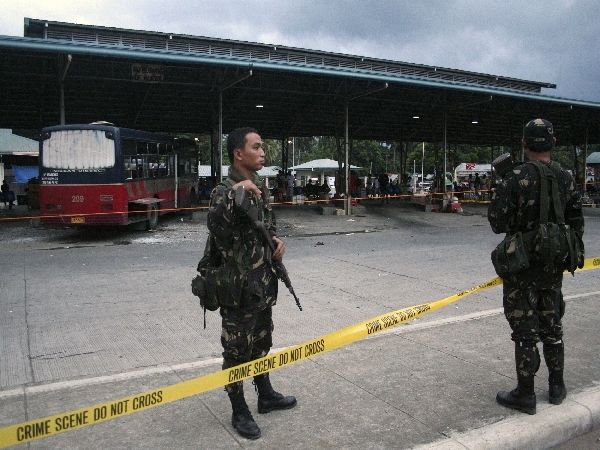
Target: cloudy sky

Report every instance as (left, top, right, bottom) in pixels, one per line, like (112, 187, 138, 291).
(2, 0, 599, 102)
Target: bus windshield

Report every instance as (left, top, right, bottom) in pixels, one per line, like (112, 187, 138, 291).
(42, 129, 116, 170)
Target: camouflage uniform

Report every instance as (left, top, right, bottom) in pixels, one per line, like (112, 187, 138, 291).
(488, 161, 584, 379)
(207, 165, 278, 395)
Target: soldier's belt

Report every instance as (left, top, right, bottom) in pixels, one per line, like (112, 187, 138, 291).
(1, 257, 599, 448)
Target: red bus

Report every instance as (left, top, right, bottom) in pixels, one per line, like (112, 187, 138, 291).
(39, 123, 197, 228)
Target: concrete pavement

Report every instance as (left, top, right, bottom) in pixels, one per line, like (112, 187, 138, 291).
(1, 292, 598, 449)
(0, 202, 600, 449)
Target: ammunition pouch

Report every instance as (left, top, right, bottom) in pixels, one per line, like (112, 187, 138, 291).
(533, 223, 583, 274)
(192, 261, 246, 310)
(191, 273, 218, 311)
(491, 232, 530, 278)
(192, 229, 245, 311)
(532, 223, 568, 268)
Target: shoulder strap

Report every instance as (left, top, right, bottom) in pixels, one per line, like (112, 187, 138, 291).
(547, 163, 565, 225)
(527, 161, 565, 225)
(527, 161, 549, 224)
(219, 178, 236, 189)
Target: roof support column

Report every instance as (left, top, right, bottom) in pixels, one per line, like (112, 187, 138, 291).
(520, 119, 526, 161)
(584, 127, 588, 193)
(344, 82, 388, 214)
(401, 142, 408, 186)
(571, 143, 578, 184)
(210, 125, 219, 183)
(281, 138, 289, 174)
(443, 113, 448, 193)
(218, 90, 224, 181)
(59, 54, 72, 125)
(344, 100, 350, 215)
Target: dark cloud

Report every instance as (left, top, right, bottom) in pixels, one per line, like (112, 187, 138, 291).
(2, 0, 599, 101)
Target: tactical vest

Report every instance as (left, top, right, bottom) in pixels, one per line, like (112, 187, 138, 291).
(491, 161, 581, 277)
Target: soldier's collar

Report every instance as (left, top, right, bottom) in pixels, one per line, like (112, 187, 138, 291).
(228, 165, 264, 187)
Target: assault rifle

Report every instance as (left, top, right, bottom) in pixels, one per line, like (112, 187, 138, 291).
(234, 186, 303, 311)
(492, 152, 523, 178)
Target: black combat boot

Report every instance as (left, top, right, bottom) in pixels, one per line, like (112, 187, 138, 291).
(496, 379, 536, 415)
(496, 343, 538, 415)
(548, 372, 566, 405)
(254, 374, 297, 414)
(544, 341, 567, 405)
(228, 391, 261, 440)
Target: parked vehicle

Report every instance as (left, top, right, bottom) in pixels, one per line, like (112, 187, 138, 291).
(39, 123, 197, 228)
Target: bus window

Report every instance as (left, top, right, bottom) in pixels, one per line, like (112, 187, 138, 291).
(43, 129, 115, 169)
(123, 156, 145, 179)
(137, 156, 148, 179)
(136, 141, 148, 155)
(158, 155, 169, 177)
(146, 155, 159, 178)
(123, 156, 134, 179)
(121, 139, 136, 156)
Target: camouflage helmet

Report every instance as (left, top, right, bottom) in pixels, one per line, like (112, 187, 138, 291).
(524, 118, 554, 152)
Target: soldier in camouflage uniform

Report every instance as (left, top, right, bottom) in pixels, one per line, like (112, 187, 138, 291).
(488, 118, 584, 414)
(207, 127, 296, 439)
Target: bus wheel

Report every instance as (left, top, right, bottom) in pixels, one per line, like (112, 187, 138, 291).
(146, 204, 159, 230)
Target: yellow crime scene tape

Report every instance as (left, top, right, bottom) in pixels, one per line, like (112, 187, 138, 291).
(1, 256, 599, 448)
(0, 188, 495, 223)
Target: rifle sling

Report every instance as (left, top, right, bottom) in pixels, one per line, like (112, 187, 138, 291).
(527, 161, 565, 225)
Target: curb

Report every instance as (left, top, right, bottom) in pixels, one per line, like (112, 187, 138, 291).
(414, 385, 600, 450)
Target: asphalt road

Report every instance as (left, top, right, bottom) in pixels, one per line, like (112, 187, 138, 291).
(1, 202, 599, 448)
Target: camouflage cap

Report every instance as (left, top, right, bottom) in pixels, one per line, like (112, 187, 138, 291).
(524, 118, 554, 152)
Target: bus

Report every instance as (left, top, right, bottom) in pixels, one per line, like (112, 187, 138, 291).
(39, 123, 197, 228)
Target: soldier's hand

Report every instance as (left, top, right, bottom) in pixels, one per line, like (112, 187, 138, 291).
(272, 236, 286, 261)
(232, 180, 261, 197)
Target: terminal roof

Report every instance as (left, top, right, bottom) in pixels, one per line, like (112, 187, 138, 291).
(0, 18, 598, 144)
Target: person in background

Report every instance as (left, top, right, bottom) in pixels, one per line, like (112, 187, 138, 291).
(378, 173, 389, 203)
(1, 179, 14, 210)
(350, 172, 358, 197)
(320, 178, 330, 198)
(286, 170, 294, 201)
(474, 173, 481, 198)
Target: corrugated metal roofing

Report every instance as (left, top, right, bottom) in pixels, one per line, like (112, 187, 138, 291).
(0, 18, 599, 146)
(23, 18, 555, 94)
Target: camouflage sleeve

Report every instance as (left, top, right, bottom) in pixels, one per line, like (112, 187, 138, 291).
(488, 172, 517, 234)
(207, 184, 236, 239)
(262, 186, 277, 235)
(564, 173, 584, 238)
